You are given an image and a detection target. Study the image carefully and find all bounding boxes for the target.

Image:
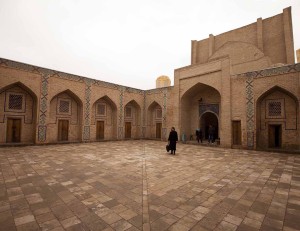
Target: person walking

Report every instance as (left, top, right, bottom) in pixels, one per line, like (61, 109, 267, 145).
(168, 127, 178, 155)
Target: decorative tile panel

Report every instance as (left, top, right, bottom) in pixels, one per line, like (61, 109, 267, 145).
(118, 87, 125, 139)
(38, 74, 50, 142)
(83, 79, 92, 140)
(246, 75, 254, 148)
(199, 104, 219, 116)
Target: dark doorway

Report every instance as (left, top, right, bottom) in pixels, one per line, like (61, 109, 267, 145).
(232, 121, 241, 145)
(7, 118, 21, 143)
(58, 120, 69, 141)
(156, 123, 162, 139)
(96, 121, 104, 140)
(200, 112, 218, 140)
(125, 122, 131, 139)
(269, 125, 281, 148)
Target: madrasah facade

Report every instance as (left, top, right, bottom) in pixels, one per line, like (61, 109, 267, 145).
(0, 7, 299, 151)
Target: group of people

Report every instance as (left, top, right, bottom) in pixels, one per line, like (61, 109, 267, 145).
(196, 125, 215, 143)
(167, 125, 216, 155)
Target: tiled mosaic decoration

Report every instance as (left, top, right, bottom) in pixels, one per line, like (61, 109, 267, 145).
(162, 88, 168, 139)
(246, 75, 254, 148)
(199, 104, 219, 117)
(118, 87, 125, 139)
(38, 74, 50, 142)
(83, 79, 92, 140)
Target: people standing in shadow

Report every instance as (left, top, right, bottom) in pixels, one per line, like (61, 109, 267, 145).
(196, 128, 203, 143)
(208, 125, 215, 143)
(168, 127, 178, 155)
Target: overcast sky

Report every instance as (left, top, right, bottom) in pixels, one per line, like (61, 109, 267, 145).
(0, 0, 299, 90)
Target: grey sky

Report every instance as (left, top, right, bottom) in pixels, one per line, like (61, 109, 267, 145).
(0, 0, 299, 89)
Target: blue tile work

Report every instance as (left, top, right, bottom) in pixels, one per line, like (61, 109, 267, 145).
(199, 104, 219, 117)
(118, 87, 125, 139)
(246, 74, 254, 148)
(83, 79, 92, 140)
(162, 88, 168, 139)
(38, 73, 50, 142)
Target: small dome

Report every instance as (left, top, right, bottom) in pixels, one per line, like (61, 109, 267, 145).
(156, 75, 171, 88)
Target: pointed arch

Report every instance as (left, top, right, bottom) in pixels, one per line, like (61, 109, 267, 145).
(0, 81, 38, 144)
(147, 101, 163, 139)
(180, 82, 221, 142)
(256, 85, 299, 150)
(91, 95, 118, 140)
(124, 100, 142, 139)
(50, 89, 83, 106)
(48, 89, 83, 143)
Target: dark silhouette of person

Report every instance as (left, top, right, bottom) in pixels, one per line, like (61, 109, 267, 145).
(168, 127, 178, 155)
(208, 125, 215, 143)
(196, 128, 203, 143)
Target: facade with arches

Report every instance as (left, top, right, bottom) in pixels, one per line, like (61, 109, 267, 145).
(0, 7, 299, 151)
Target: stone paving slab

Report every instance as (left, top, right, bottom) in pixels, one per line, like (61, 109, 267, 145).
(0, 140, 299, 231)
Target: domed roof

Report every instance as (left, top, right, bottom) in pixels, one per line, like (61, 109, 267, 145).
(156, 75, 171, 88)
(156, 75, 170, 81)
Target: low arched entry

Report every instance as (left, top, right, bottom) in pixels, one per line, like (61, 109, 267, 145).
(200, 112, 219, 140)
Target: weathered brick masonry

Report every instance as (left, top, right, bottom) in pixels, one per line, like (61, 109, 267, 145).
(0, 7, 299, 151)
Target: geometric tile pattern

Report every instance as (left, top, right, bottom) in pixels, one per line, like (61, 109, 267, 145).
(38, 73, 50, 142)
(235, 63, 300, 78)
(246, 74, 254, 148)
(83, 79, 92, 140)
(162, 88, 168, 139)
(199, 103, 219, 117)
(118, 87, 125, 139)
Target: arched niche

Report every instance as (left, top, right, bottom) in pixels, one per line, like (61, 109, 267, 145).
(147, 101, 163, 139)
(0, 82, 38, 144)
(256, 86, 299, 150)
(91, 95, 117, 140)
(124, 100, 141, 139)
(181, 83, 221, 141)
(48, 89, 83, 143)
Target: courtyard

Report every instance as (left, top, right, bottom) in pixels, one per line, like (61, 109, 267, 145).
(0, 140, 299, 231)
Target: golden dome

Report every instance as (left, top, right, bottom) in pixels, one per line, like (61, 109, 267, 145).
(156, 75, 171, 88)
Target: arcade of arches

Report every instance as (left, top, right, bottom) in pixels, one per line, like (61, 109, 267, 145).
(0, 7, 299, 152)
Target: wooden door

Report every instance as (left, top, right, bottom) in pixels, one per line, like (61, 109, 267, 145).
(156, 123, 162, 139)
(125, 122, 131, 139)
(96, 121, 105, 140)
(58, 120, 69, 141)
(269, 125, 281, 148)
(232, 121, 241, 145)
(6, 118, 21, 143)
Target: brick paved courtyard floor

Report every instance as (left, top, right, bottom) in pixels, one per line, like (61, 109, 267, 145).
(0, 140, 300, 231)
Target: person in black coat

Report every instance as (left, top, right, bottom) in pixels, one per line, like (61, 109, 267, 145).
(168, 127, 178, 155)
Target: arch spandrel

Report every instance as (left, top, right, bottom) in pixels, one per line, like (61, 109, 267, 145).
(256, 85, 299, 105)
(49, 89, 83, 106)
(92, 95, 117, 110)
(0, 81, 38, 101)
(147, 100, 162, 111)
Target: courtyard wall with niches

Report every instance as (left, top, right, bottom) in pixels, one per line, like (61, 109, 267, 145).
(0, 58, 173, 144)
